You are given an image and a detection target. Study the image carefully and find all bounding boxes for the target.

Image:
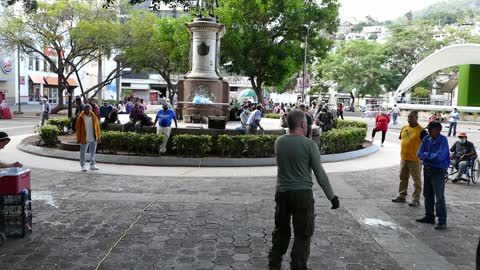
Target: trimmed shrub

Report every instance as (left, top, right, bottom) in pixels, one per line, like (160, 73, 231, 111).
(172, 134, 213, 157)
(47, 118, 70, 134)
(100, 131, 165, 155)
(218, 134, 279, 158)
(320, 127, 366, 154)
(335, 119, 368, 130)
(263, 113, 282, 119)
(38, 125, 60, 147)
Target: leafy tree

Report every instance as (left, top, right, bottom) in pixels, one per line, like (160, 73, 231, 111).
(319, 40, 389, 98)
(0, 0, 125, 115)
(384, 24, 440, 79)
(411, 87, 430, 99)
(122, 11, 191, 101)
(218, 0, 340, 103)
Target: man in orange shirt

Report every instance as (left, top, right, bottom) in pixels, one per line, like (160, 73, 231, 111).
(392, 111, 428, 207)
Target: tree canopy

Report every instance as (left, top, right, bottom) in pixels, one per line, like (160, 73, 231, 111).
(319, 40, 389, 98)
(122, 11, 191, 101)
(218, 0, 340, 103)
(0, 0, 125, 114)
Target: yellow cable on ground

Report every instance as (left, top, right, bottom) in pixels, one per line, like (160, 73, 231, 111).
(94, 192, 163, 270)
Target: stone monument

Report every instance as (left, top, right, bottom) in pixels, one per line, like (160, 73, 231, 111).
(177, 0, 230, 126)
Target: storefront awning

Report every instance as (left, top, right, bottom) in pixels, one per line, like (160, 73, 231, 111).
(29, 75, 44, 84)
(44, 76, 78, 87)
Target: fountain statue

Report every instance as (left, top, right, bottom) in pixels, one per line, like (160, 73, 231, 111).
(177, 0, 230, 127)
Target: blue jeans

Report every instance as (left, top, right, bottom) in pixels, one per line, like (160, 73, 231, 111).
(448, 122, 457, 136)
(423, 167, 447, 225)
(392, 113, 399, 125)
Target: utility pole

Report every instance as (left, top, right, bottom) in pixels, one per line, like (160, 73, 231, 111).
(302, 24, 310, 103)
(16, 46, 22, 114)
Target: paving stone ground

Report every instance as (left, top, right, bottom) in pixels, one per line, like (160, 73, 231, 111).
(0, 166, 478, 270)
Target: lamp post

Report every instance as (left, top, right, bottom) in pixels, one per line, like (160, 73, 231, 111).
(16, 45, 22, 114)
(302, 24, 311, 103)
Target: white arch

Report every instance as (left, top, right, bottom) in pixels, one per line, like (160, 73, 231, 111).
(392, 43, 480, 102)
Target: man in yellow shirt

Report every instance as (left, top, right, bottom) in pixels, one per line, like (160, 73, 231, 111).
(392, 111, 428, 207)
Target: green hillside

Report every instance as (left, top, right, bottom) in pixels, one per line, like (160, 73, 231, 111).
(414, 0, 480, 19)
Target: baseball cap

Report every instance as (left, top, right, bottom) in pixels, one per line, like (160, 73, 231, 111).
(426, 121, 442, 130)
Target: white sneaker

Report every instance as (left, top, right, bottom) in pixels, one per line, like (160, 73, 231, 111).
(381, 143, 384, 147)
(90, 165, 99, 171)
(81, 166, 87, 172)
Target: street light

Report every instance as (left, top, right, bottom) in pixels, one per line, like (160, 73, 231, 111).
(302, 23, 311, 103)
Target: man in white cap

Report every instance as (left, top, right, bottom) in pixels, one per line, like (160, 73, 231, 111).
(40, 96, 51, 126)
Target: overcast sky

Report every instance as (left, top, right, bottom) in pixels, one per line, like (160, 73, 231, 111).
(339, 0, 444, 22)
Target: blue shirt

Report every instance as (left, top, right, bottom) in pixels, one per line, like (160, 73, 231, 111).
(156, 109, 176, 127)
(247, 110, 262, 127)
(417, 135, 450, 169)
(100, 105, 113, 118)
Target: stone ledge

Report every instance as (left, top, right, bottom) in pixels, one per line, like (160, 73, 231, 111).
(18, 137, 379, 167)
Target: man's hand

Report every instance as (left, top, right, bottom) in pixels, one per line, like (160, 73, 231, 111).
(13, 162, 23, 168)
(330, 196, 340, 209)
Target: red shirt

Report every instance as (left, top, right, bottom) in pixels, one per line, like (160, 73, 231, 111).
(375, 114, 390, 131)
(337, 104, 343, 112)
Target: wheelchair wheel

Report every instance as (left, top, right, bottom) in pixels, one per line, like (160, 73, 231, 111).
(471, 158, 480, 184)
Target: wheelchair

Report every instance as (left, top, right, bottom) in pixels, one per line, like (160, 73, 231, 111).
(445, 156, 480, 184)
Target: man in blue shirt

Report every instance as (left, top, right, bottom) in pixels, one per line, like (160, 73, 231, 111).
(100, 101, 118, 129)
(246, 104, 264, 134)
(416, 121, 450, 230)
(153, 104, 178, 154)
(448, 108, 460, 137)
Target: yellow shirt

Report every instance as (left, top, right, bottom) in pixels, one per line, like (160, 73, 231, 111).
(400, 124, 427, 162)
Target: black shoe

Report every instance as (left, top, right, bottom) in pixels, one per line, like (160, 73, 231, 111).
(392, 197, 406, 203)
(452, 178, 460, 183)
(416, 217, 435, 224)
(434, 224, 447, 230)
(408, 200, 420, 207)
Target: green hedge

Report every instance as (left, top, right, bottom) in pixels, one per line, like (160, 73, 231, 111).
(172, 134, 213, 157)
(217, 134, 279, 158)
(335, 119, 368, 130)
(47, 118, 70, 134)
(320, 127, 366, 154)
(263, 113, 282, 119)
(38, 125, 60, 147)
(100, 131, 165, 155)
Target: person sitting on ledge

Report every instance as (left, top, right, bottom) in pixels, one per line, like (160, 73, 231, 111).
(125, 100, 146, 132)
(0, 132, 23, 169)
(100, 100, 118, 129)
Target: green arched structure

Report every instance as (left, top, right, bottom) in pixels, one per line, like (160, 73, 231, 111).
(393, 44, 480, 107)
(458, 64, 480, 107)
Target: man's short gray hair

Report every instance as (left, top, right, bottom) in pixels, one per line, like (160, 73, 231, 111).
(409, 110, 419, 118)
(83, 104, 92, 111)
(287, 109, 305, 130)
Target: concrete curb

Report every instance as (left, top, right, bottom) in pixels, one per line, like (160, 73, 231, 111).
(18, 137, 379, 167)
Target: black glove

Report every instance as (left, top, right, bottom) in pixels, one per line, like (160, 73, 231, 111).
(330, 196, 340, 209)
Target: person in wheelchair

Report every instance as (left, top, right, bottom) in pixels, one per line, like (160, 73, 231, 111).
(450, 132, 476, 183)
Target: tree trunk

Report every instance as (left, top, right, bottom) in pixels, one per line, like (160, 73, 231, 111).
(251, 77, 264, 104)
(349, 91, 355, 109)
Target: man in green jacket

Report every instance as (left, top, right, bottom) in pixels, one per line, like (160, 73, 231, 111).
(268, 109, 340, 270)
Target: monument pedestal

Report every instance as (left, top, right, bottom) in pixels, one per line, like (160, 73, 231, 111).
(177, 78, 229, 123)
(177, 17, 230, 126)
